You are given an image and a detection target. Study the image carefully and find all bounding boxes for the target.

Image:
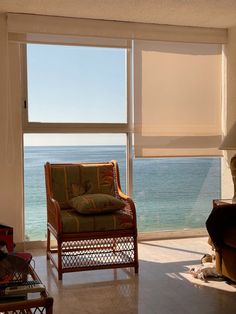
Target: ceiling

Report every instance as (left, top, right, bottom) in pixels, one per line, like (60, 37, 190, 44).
(1, 0, 236, 29)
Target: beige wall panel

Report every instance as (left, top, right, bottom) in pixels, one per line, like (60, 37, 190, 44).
(0, 13, 24, 243)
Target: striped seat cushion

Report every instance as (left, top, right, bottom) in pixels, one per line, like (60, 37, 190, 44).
(61, 209, 134, 233)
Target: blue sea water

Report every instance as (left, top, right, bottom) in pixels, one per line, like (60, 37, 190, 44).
(24, 146, 221, 240)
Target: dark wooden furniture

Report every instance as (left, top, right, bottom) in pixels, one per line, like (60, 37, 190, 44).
(45, 160, 139, 280)
(0, 265, 53, 314)
(208, 199, 236, 281)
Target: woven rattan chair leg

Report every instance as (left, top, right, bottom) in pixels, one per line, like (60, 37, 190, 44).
(58, 241, 63, 280)
(46, 229, 50, 260)
(134, 235, 139, 273)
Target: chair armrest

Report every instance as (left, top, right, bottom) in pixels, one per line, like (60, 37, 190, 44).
(117, 191, 137, 227)
(47, 196, 62, 234)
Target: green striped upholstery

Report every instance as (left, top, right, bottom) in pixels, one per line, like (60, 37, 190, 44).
(51, 163, 115, 209)
(61, 209, 133, 233)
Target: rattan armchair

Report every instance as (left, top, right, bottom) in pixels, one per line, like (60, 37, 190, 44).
(44, 160, 138, 280)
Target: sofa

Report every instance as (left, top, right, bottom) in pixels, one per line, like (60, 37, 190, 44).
(207, 200, 236, 282)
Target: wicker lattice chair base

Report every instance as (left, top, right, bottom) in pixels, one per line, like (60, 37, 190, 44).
(45, 161, 139, 280)
(47, 232, 138, 279)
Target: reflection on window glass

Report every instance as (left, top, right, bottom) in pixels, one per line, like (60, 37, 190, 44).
(27, 44, 126, 123)
(24, 134, 126, 240)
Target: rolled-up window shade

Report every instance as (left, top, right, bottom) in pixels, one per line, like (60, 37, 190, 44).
(134, 40, 223, 157)
(7, 13, 227, 44)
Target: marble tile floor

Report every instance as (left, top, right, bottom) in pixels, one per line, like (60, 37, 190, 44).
(30, 237, 236, 314)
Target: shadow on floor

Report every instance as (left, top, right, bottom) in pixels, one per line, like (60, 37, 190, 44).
(33, 253, 236, 314)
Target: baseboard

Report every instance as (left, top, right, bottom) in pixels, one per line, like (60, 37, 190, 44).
(138, 228, 207, 241)
(14, 229, 208, 250)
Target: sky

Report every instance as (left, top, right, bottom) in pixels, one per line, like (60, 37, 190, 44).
(25, 44, 126, 146)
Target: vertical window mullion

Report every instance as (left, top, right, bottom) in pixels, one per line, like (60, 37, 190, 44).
(126, 42, 133, 197)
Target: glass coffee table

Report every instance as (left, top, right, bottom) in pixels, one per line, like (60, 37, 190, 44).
(0, 264, 53, 314)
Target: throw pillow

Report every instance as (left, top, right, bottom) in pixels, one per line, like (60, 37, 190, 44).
(68, 193, 126, 215)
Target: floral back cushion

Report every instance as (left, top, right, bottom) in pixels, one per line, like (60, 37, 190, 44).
(50, 162, 115, 208)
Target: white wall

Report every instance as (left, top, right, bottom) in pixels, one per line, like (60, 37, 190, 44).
(0, 14, 24, 243)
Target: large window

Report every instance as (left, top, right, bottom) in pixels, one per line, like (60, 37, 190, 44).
(24, 39, 225, 241)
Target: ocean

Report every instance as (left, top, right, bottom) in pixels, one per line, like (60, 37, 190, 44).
(24, 146, 221, 240)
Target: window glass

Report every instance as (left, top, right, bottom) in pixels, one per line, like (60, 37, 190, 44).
(133, 157, 221, 232)
(24, 134, 126, 240)
(27, 44, 127, 123)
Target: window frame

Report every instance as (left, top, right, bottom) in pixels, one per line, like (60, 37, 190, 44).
(22, 36, 226, 240)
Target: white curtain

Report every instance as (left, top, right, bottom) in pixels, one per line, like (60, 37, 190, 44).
(134, 40, 223, 157)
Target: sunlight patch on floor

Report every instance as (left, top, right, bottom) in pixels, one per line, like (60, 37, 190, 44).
(180, 265, 236, 292)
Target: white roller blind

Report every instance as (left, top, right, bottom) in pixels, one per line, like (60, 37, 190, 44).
(134, 40, 223, 157)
